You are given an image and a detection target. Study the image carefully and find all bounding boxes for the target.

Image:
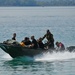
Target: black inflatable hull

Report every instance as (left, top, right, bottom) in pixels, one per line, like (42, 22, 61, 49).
(0, 43, 75, 58)
(0, 43, 47, 58)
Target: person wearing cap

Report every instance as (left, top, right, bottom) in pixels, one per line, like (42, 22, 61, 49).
(42, 29, 54, 49)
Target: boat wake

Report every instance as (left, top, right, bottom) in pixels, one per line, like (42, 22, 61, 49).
(2, 54, 34, 61)
(2, 50, 75, 62)
(34, 51, 75, 62)
(2, 54, 12, 60)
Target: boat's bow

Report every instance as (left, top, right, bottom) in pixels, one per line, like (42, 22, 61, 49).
(0, 43, 46, 58)
(0, 43, 8, 53)
(0, 43, 24, 58)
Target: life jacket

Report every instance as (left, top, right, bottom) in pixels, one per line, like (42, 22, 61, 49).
(20, 42, 25, 47)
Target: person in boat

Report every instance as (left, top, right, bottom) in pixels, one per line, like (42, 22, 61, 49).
(29, 36, 38, 49)
(20, 37, 31, 47)
(3, 33, 19, 45)
(37, 37, 44, 49)
(42, 29, 54, 49)
(22, 37, 31, 45)
(55, 41, 65, 51)
(12, 33, 16, 40)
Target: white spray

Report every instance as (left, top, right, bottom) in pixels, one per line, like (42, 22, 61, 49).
(2, 51, 75, 62)
(35, 51, 75, 62)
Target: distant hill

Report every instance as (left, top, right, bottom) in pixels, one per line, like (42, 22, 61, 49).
(0, 0, 37, 6)
(0, 0, 75, 6)
(36, 0, 75, 6)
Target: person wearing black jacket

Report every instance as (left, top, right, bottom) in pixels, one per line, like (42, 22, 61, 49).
(42, 30, 54, 49)
(12, 33, 16, 40)
(30, 36, 38, 49)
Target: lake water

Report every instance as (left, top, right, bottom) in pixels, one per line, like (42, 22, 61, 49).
(0, 7, 75, 75)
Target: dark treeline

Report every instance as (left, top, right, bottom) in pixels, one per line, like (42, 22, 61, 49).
(0, 0, 75, 6)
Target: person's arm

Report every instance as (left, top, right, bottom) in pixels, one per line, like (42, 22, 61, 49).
(58, 43, 62, 50)
(29, 43, 34, 48)
(42, 34, 46, 40)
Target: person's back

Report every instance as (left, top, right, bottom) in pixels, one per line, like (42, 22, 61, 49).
(12, 33, 16, 40)
(37, 38, 44, 49)
(32, 38, 38, 49)
(22, 37, 28, 44)
(22, 37, 31, 46)
(42, 30, 54, 48)
(25, 38, 31, 45)
(38, 42, 44, 49)
(31, 36, 38, 49)
(56, 42, 65, 51)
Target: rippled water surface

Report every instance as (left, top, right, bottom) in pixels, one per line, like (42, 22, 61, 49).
(0, 7, 75, 75)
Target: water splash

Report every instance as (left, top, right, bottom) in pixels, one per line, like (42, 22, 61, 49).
(2, 54, 12, 60)
(2, 51, 75, 62)
(34, 51, 75, 62)
(2, 54, 34, 61)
